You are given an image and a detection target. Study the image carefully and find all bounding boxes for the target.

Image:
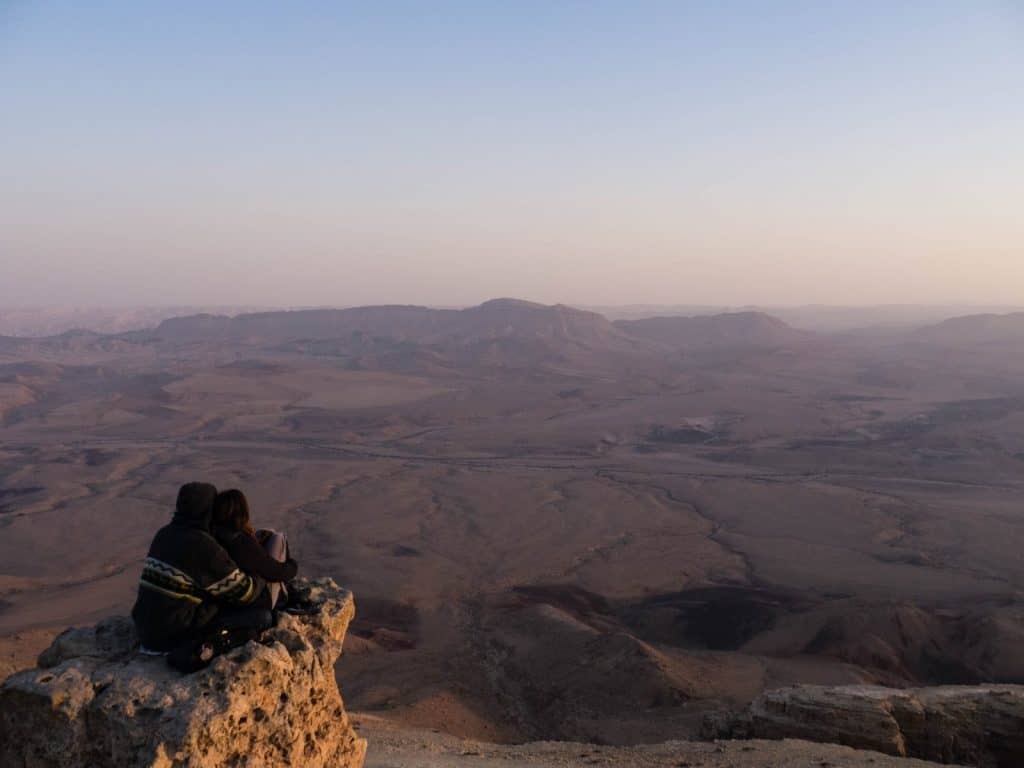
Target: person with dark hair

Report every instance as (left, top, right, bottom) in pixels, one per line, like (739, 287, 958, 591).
(131, 482, 270, 658)
(212, 489, 298, 610)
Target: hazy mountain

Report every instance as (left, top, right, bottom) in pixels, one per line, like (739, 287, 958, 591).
(0, 329, 136, 357)
(146, 306, 452, 345)
(458, 299, 619, 341)
(914, 312, 1024, 346)
(0, 306, 273, 338)
(614, 311, 807, 349)
(588, 304, 1024, 332)
(128, 299, 647, 374)
(4, 301, 810, 373)
(149, 299, 624, 344)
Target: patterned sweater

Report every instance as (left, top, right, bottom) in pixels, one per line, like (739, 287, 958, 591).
(132, 518, 265, 651)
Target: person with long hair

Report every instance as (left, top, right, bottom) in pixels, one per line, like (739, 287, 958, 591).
(211, 489, 298, 609)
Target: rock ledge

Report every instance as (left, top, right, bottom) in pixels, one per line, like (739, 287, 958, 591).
(0, 577, 367, 768)
(704, 683, 1024, 768)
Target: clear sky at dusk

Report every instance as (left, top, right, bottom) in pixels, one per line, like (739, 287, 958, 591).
(2, 2, 1022, 307)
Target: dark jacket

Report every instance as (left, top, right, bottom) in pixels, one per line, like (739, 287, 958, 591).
(131, 483, 265, 651)
(213, 526, 298, 584)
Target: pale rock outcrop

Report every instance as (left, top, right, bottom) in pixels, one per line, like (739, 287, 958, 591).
(704, 683, 1024, 767)
(0, 577, 366, 768)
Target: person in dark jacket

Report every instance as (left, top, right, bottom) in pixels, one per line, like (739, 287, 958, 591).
(131, 482, 267, 653)
(212, 489, 298, 609)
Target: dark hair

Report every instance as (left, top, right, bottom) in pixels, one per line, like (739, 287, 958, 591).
(212, 489, 254, 536)
(175, 482, 218, 527)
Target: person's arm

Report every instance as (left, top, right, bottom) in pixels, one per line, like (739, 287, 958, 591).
(199, 543, 265, 606)
(228, 533, 298, 583)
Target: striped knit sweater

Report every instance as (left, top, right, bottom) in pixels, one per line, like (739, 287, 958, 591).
(132, 519, 265, 652)
(139, 555, 260, 605)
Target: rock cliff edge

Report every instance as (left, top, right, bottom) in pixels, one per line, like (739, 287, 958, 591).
(0, 577, 367, 768)
(704, 683, 1024, 768)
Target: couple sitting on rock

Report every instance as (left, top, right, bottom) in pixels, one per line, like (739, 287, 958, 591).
(131, 482, 306, 671)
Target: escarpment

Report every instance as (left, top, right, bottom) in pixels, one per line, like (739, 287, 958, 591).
(0, 577, 366, 768)
(704, 683, 1024, 768)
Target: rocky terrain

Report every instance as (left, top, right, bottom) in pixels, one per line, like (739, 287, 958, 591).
(0, 578, 365, 768)
(359, 715, 962, 767)
(1, 579, 981, 768)
(2, 300, 1024, 752)
(704, 684, 1024, 767)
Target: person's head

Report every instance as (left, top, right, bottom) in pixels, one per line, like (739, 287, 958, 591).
(174, 482, 218, 530)
(212, 489, 254, 536)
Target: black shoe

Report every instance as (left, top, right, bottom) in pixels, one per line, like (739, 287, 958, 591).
(167, 625, 264, 674)
(283, 579, 309, 600)
(281, 600, 319, 616)
(167, 640, 216, 673)
(210, 626, 260, 655)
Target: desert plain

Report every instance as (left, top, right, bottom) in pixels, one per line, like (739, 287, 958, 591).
(1, 299, 1023, 744)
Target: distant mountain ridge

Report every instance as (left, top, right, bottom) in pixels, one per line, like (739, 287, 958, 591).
(147, 298, 630, 347)
(914, 312, 1024, 345)
(148, 301, 803, 349)
(132, 298, 645, 373)
(0, 306, 273, 338)
(3, 300, 817, 373)
(615, 311, 808, 349)
(587, 304, 1024, 331)
(147, 305, 452, 344)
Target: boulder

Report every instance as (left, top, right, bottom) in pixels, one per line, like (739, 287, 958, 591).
(0, 577, 367, 768)
(704, 684, 1024, 767)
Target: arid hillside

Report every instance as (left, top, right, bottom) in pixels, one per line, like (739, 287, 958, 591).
(615, 311, 808, 349)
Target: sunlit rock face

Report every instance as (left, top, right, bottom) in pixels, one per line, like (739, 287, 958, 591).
(0, 578, 366, 768)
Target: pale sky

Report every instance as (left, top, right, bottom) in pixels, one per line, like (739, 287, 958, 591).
(2, 2, 1022, 308)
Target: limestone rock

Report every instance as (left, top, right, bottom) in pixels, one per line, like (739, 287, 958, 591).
(37, 614, 137, 668)
(0, 577, 367, 768)
(704, 684, 1024, 767)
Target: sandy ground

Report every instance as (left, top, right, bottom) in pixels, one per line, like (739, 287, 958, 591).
(0, 629, 56, 679)
(356, 715, 958, 768)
